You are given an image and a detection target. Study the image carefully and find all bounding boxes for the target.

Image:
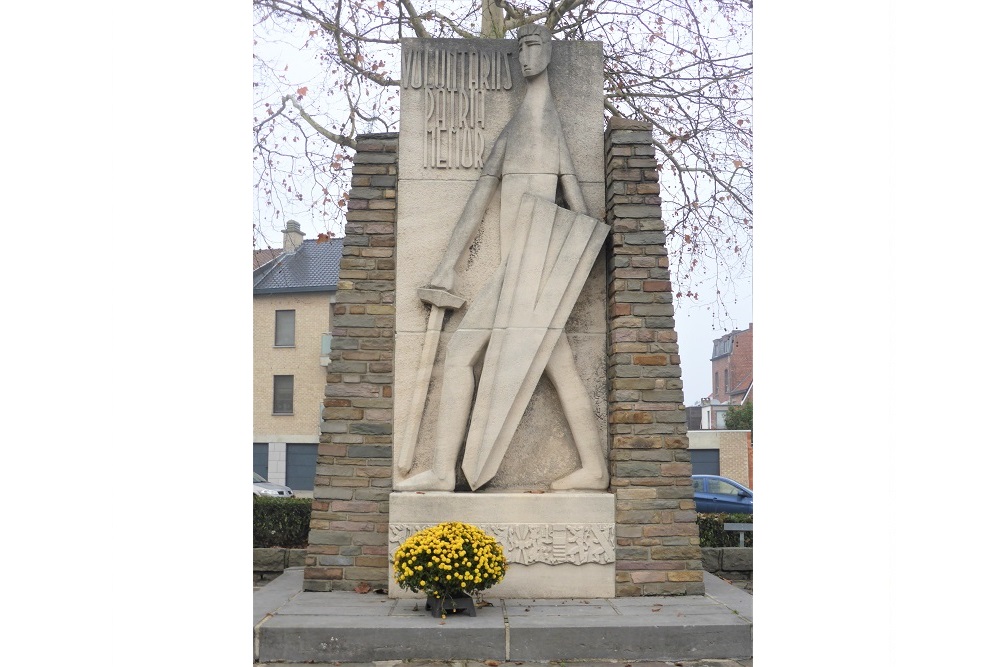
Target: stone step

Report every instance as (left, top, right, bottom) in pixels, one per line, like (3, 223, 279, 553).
(254, 569, 751, 663)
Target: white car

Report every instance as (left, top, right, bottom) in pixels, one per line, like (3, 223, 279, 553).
(254, 472, 295, 498)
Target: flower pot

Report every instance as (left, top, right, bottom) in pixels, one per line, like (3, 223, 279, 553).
(425, 591, 477, 618)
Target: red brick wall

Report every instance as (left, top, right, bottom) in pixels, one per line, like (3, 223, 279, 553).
(711, 324, 753, 404)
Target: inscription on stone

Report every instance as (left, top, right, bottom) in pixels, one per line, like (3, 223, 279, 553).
(401, 45, 514, 170)
(389, 522, 616, 566)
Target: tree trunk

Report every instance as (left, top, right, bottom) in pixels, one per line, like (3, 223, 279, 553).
(480, 0, 505, 38)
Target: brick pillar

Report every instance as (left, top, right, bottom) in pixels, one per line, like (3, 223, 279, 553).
(605, 117, 704, 596)
(304, 133, 398, 592)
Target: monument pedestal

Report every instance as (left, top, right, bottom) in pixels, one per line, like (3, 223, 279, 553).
(388, 492, 616, 598)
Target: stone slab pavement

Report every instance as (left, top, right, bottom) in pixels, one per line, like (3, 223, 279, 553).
(255, 661, 752, 667)
(254, 569, 752, 665)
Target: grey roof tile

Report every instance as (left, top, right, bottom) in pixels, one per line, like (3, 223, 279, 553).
(253, 238, 342, 294)
(253, 248, 283, 270)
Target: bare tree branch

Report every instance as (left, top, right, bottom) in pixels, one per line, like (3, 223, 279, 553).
(253, 0, 753, 309)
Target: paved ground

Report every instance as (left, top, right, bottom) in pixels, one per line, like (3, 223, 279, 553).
(256, 660, 752, 666)
(254, 569, 752, 666)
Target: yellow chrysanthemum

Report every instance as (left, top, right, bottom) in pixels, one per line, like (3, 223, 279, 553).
(392, 521, 506, 599)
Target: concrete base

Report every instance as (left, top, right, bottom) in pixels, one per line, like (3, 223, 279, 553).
(254, 568, 752, 663)
(389, 491, 616, 598)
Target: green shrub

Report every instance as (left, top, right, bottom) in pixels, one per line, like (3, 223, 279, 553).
(253, 497, 312, 548)
(697, 513, 753, 547)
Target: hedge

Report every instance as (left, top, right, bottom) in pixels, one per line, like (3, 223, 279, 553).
(696, 513, 753, 547)
(253, 497, 312, 548)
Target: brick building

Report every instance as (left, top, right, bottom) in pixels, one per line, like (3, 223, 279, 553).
(710, 323, 753, 406)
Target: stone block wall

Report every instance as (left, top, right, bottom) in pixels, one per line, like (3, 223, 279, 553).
(305, 121, 704, 596)
(604, 117, 704, 596)
(254, 547, 307, 588)
(701, 546, 753, 592)
(303, 133, 399, 592)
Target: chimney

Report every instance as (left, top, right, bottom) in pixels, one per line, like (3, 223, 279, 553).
(282, 220, 305, 252)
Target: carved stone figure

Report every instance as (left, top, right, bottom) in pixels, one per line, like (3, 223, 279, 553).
(396, 24, 610, 492)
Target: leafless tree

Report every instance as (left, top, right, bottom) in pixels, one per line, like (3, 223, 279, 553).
(253, 0, 752, 310)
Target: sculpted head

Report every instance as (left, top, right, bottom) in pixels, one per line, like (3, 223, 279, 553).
(516, 23, 552, 78)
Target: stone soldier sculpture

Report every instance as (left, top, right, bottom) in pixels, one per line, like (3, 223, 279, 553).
(396, 24, 610, 492)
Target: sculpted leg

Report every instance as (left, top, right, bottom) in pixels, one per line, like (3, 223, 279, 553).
(395, 329, 490, 491)
(546, 333, 610, 491)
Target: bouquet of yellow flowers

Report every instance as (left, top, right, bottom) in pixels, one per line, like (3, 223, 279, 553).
(393, 521, 507, 603)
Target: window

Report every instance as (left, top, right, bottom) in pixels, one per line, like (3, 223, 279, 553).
(275, 310, 295, 346)
(724, 369, 729, 391)
(713, 371, 718, 394)
(707, 478, 741, 496)
(273, 375, 293, 414)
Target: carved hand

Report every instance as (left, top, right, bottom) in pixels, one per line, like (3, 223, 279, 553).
(428, 265, 457, 293)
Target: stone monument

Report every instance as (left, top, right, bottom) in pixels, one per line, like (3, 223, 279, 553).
(304, 25, 704, 598)
(391, 25, 613, 598)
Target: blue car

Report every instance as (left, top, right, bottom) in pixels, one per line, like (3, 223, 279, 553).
(692, 475, 753, 514)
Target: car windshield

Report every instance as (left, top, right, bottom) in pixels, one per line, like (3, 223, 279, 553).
(254, 472, 266, 483)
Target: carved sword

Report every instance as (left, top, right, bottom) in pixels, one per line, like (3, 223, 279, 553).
(396, 286, 465, 474)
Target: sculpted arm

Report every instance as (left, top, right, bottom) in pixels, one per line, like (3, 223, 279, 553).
(560, 174, 587, 215)
(558, 132, 587, 215)
(428, 133, 507, 292)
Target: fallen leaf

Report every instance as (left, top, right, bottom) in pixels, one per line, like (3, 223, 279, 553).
(486, 661, 500, 666)
(354, 582, 372, 594)
(652, 607, 661, 612)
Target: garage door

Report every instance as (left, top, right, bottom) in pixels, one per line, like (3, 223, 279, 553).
(253, 443, 268, 478)
(691, 449, 720, 475)
(286, 443, 318, 490)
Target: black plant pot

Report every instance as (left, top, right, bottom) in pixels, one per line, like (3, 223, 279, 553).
(425, 591, 477, 617)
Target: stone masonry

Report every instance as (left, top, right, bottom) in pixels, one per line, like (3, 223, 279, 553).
(604, 117, 704, 596)
(304, 133, 398, 592)
(305, 121, 704, 595)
